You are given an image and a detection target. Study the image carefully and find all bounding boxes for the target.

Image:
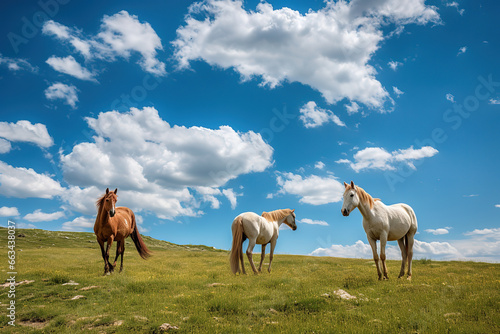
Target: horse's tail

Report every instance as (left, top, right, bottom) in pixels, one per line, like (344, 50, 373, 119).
(130, 216, 152, 259)
(230, 216, 244, 274)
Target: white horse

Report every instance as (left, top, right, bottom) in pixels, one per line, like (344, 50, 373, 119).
(341, 181, 418, 280)
(230, 209, 297, 274)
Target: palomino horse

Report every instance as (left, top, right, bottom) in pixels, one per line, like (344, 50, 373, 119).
(94, 188, 151, 275)
(230, 209, 297, 274)
(341, 181, 418, 280)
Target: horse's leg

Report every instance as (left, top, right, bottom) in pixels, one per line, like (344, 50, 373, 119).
(258, 244, 266, 273)
(119, 242, 125, 273)
(97, 238, 108, 275)
(246, 239, 258, 274)
(105, 235, 115, 273)
(113, 240, 122, 268)
(239, 248, 246, 275)
(367, 237, 382, 280)
(397, 236, 408, 278)
(268, 239, 277, 273)
(406, 234, 415, 280)
(379, 235, 389, 280)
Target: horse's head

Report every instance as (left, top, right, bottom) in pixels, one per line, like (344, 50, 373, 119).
(285, 209, 297, 231)
(103, 188, 118, 217)
(341, 181, 359, 217)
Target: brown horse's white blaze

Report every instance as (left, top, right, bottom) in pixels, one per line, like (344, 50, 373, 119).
(94, 188, 151, 275)
(341, 181, 418, 280)
(230, 209, 297, 275)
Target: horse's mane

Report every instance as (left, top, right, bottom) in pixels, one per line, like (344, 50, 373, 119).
(95, 192, 117, 210)
(345, 184, 380, 209)
(261, 209, 293, 222)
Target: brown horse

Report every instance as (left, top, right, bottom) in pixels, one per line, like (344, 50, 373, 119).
(94, 188, 151, 275)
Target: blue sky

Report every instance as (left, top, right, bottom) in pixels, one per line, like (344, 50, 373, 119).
(1, 0, 499, 262)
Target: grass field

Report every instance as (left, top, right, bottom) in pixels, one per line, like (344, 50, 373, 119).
(0, 227, 499, 333)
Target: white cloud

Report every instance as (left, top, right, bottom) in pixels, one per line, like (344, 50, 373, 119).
(0, 207, 20, 217)
(310, 239, 462, 261)
(43, 11, 166, 76)
(60, 186, 101, 215)
(299, 101, 346, 128)
(0, 139, 12, 154)
(388, 61, 402, 71)
(337, 146, 438, 172)
(311, 228, 500, 262)
(446, 2, 465, 15)
(24, 209, 65, 222)
(222, 188, 240, 210)
(275, 172, 344, 205)
(173, 0, 438, 109)
(0, 54, 38, 72)
(345, 101, 361, 115)
(425, 227, 451, 235)
(59, 107, 272, 219)
(46, 55, 96, 81)
(489, 99, 500, 105)
(16, 222, 37, 229)
(446, 93, 455, 103)
(393, 86, 404, 97)
(300, 218, 329, 226)
(0, 120, 53, 149)
(457, 46, 467, 56)
(314, 161, 325, 170)
(0, 160, 65, 199)
(495, 204, 500, 208)
(62, 216, 94, 232)
(44, 82, 79, 109)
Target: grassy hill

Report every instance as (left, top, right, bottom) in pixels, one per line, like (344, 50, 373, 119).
(0, 228, 499, 333)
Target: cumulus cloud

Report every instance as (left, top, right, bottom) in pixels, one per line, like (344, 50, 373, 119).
(425, 227, 451, 235)
(0, 54, 38, 72)
(62, 216, 94, 232)
(43, 11, 166, 76)
(345, 101, 361, 115)
(489, 99, 500, 105)
(0, 206, 20, 217)
(457, 46, 467, 56)
(446, 93, 455, 103)
(336, 146, 438, 172)
(299, 101, 345, 128)
(314, 161, 325, 170)
(222, 188, 241, 209)
(0, 160, 65, 199)
(173, 0, 439, 109)
(310, 239, 462, 260)
(446, 2, 465, 15)
(311, 227, 500, 262)
(274, 172, 344, 205)
(44, 82, 79, 109)
(46, 55, 96, 81)
(59, 107, 272, 219)
(0, 120, 53, 149)
(393, 86, 404, 97)
(24, 209, 65, 222)
(300, 218, 329, 226)
(388, 60, 402, 71)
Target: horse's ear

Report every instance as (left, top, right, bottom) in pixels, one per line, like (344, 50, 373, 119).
(114, 188, 118, 195)
(350, 181, 355, 190)
(106, 188, 109, 194)
(344, 182, 348, 188)
(291, 209, 295, 212)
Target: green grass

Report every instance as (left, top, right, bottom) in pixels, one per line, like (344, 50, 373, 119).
(1, 228, 499, 333)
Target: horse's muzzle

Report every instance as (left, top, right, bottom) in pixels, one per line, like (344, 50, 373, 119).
(342, 209, 349, 217)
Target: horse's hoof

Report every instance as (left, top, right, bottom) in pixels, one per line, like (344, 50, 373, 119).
(105, 272, 111, 276)
(407, 276, 412, 281)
